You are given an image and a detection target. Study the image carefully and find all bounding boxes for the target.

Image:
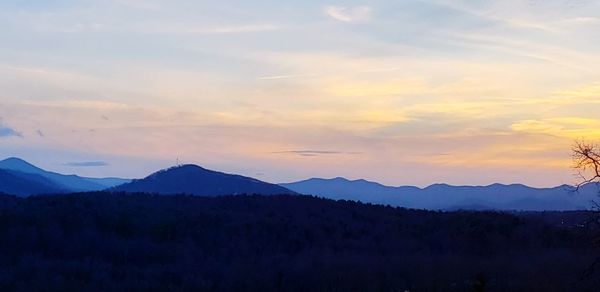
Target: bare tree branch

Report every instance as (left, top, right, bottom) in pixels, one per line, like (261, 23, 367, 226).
(572, 140, 600, 191)
(572, 139, 600, 279)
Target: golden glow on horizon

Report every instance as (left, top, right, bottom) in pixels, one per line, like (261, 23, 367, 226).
(511, 117, 600, 139)
(1, 0, 600, 186)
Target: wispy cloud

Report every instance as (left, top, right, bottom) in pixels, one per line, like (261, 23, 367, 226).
(273, 150, 361, 157)
(258, 73, 315, 80)
(0, 127, 21, 138)
(64, 161, 110, 167)
(511, 117, 600, 139)
(324, 5, 372, 22)
(24, 17, 281, 35)
(112, 0, 162, 11)
(3, 0, 600, 187)
(0, 119, 22, 138)
(148, 23, 282, 35)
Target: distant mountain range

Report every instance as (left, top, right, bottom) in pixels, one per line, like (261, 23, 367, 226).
(112, 164, 295, 196)
(280, 177, 600, 211)
(0, 157, 598, 210)
(0, 157, 130, 195)
(0, 168, 66, 196)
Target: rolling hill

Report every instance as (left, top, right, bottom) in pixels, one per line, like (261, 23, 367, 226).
(112, 164, 296, 196)
(0, 157, 130, 192)
(0, 169, 66, 196)
(281, 177, 600, 211)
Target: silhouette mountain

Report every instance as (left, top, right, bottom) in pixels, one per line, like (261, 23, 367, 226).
(1, 157, 597, 210)
(279, 177, 418, 201)
(112, 164, 296, 196)
(0, 169, 66, 196)
(281, 177, 600, 211)
(0, 157, 130, 192)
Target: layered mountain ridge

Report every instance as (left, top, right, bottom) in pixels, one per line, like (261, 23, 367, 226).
(280, 177, 598, 211)
(0, 157, 130, 193)
(0, 157, 597, 211)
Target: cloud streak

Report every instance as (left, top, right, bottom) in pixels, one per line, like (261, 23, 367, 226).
(273, 150, 361, 157)
(0, 119, 22, 138)
(258, 73, 315, 80)
(3, 0, 600, 187)
(64, 161, 110, 167)
(141, 23, 282, 35)
(324, 5, 372, 22)
(0, 127, 21, 138)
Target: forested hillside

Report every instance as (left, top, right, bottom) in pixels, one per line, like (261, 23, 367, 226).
(0, 193, 597, 291)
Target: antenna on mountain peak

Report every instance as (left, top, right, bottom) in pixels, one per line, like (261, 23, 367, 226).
(176, 157, 181, 167)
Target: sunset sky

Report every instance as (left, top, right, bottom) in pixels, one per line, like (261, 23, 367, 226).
(1, 0, 600, 187)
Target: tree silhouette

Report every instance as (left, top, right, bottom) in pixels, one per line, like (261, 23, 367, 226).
(0, 193, 593, 291)
(573, 140, 600, 190)
(572, 139, 600, 279)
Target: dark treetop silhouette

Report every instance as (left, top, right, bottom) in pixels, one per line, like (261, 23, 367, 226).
(0, 193, 596, 291)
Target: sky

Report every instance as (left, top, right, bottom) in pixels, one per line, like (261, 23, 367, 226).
(1, 0, 600, 187)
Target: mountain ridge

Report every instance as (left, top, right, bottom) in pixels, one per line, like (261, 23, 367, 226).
(0, 157, 596, 210)
(0, 157, 130, 193)
(112, 164, 296, 196)
(0, 168, 66, 196)
(280, 177, 596, 211)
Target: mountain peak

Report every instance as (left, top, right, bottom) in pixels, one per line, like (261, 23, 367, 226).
(148, 164, 211, 178)
(1, 157, 34, 165)
(425, 183, 452, 189)
(171, 164, 208, 171)
(113, 164, 295, 196)
(0, 157, 45, 174)
(2, 157, 26, 162)
(0, 157, 129, 193)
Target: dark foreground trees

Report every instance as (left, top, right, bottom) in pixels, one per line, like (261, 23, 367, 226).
(0, 193, 597, 291)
